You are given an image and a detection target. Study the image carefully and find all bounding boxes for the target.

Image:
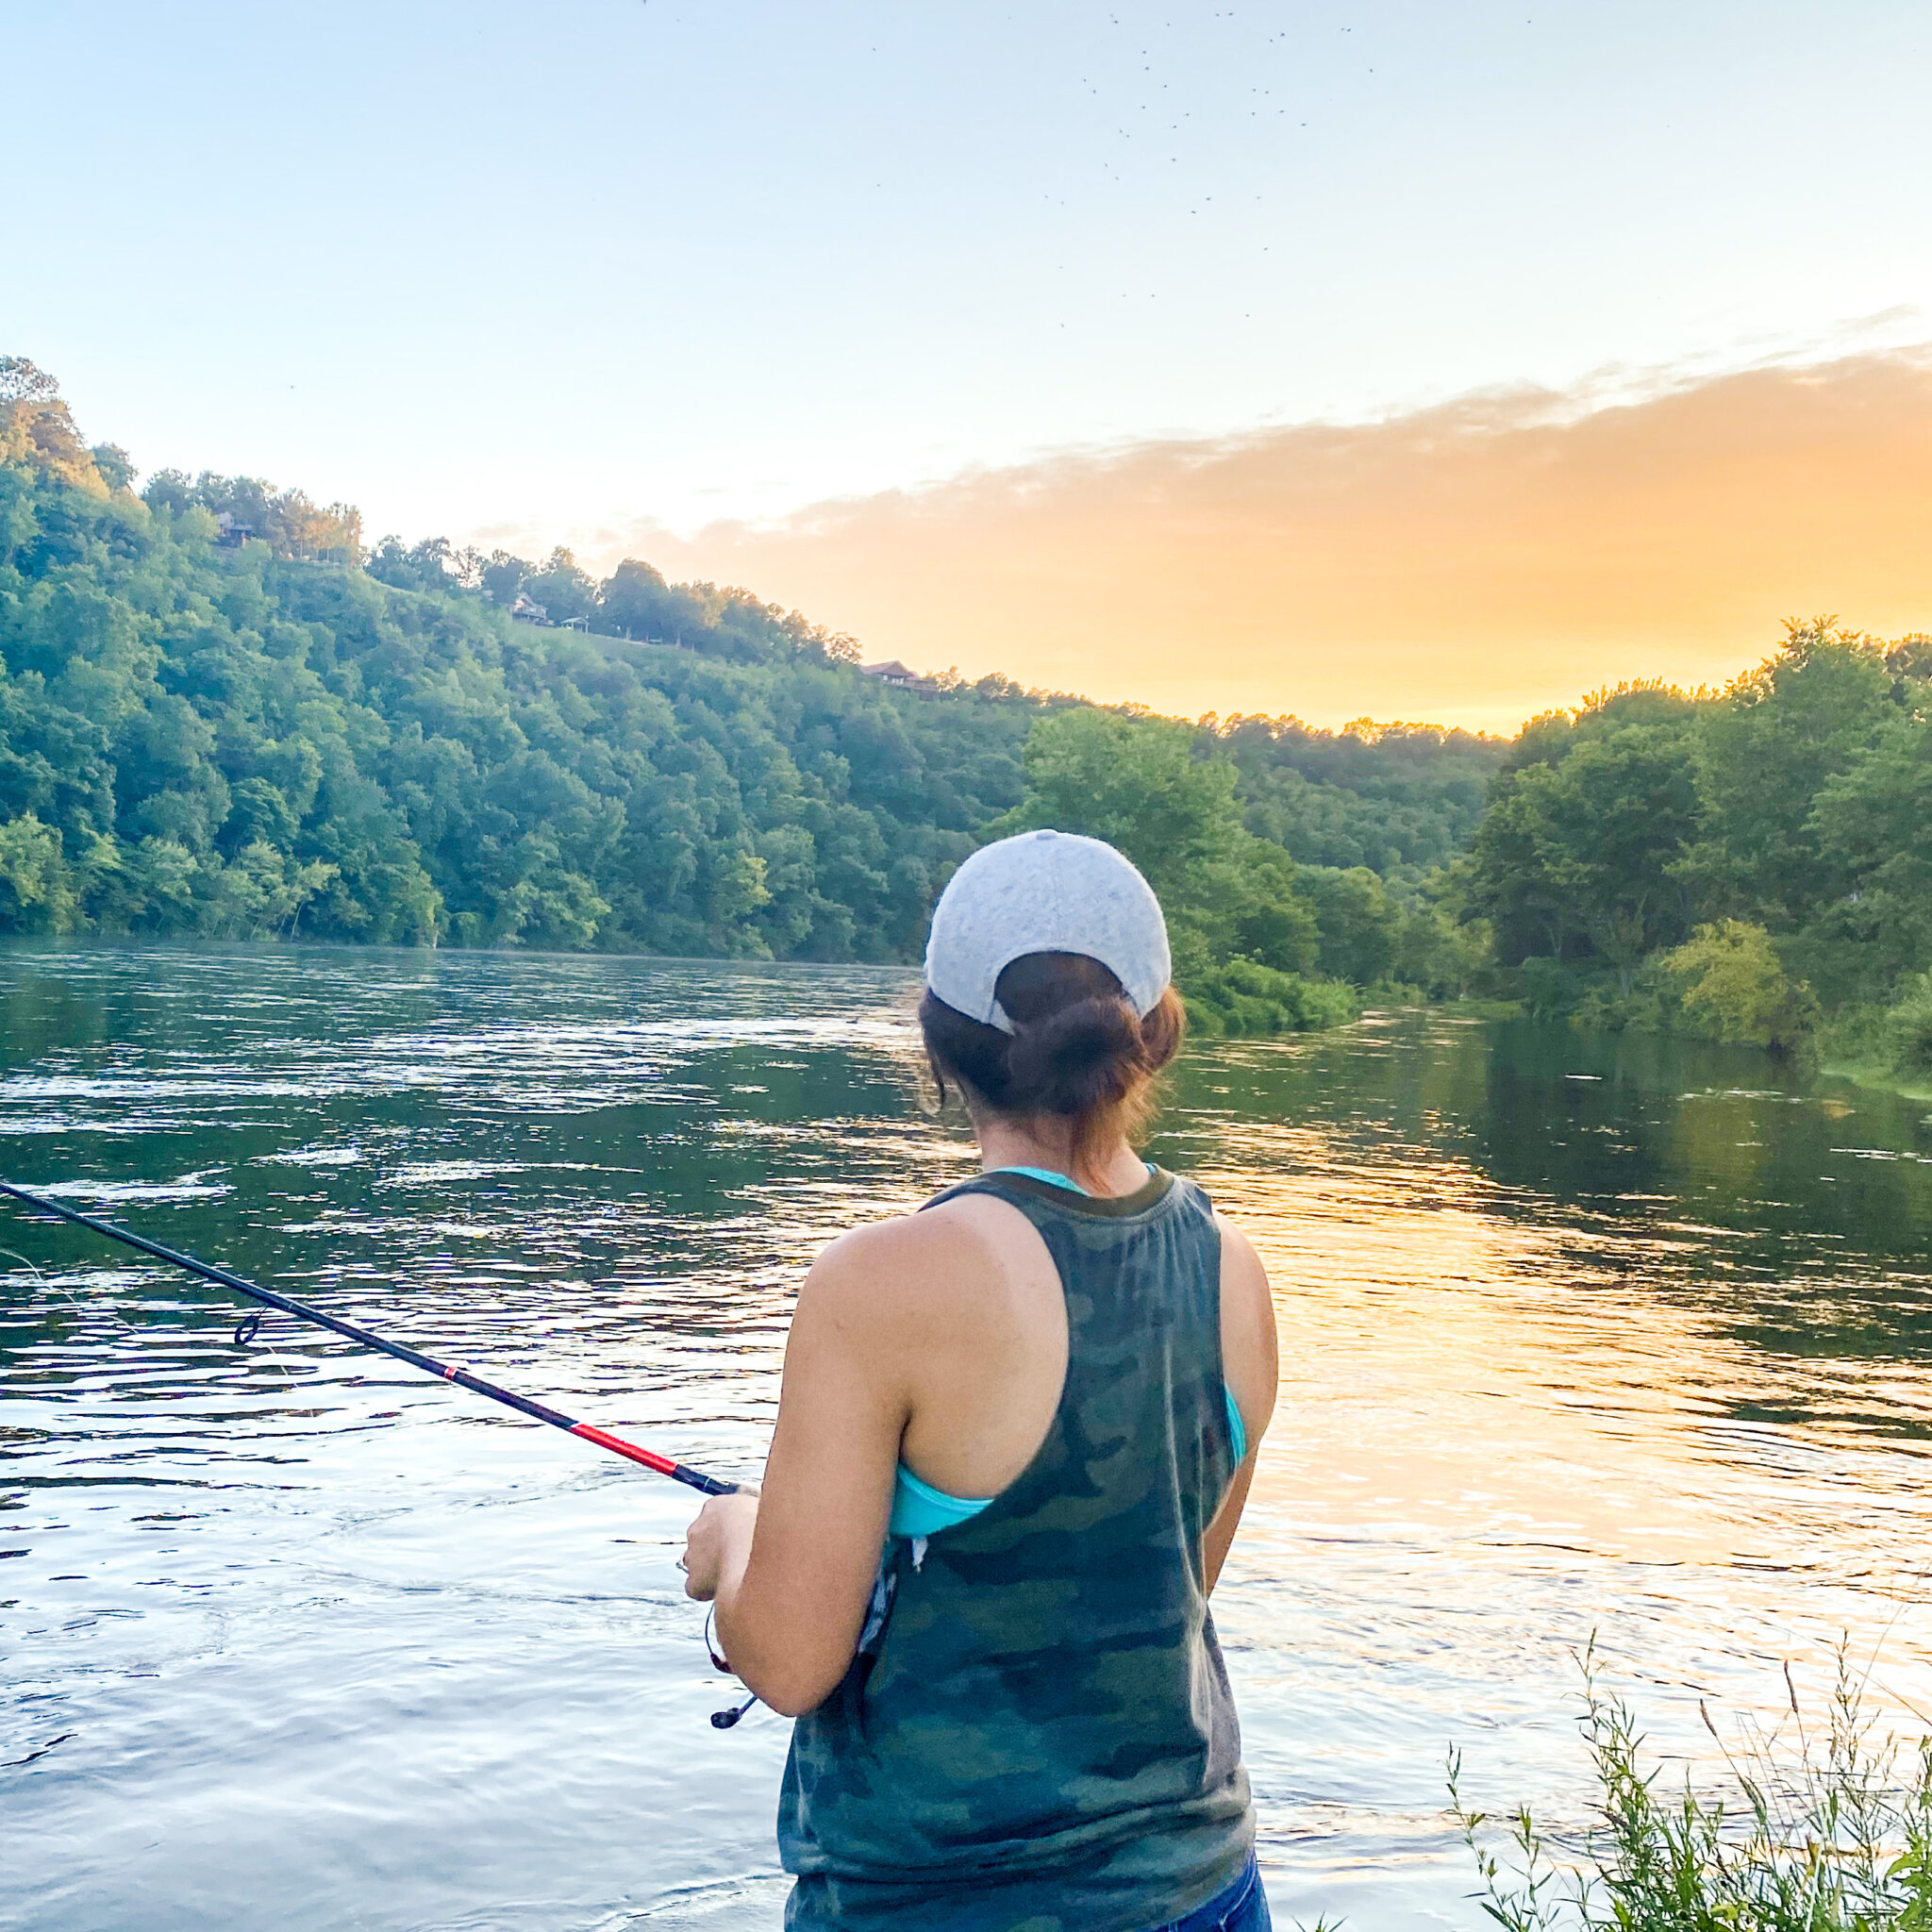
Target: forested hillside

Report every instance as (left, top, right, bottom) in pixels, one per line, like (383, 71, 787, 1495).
(0, 360, 1494, 1017)
(1460, 625, 1932, 1079)
(14, 360, 1918, 1074)
(1221, 715, 1498, 880)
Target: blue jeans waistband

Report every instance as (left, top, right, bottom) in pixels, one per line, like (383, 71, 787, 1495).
(1144, 1853, 1269, 1932)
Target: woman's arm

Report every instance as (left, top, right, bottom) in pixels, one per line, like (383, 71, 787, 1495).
(681, 1224, 911, 1716)
(1202, 1218, 1277, 1593)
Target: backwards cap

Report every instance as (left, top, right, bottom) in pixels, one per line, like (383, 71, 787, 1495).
(923, 829, 1172, 1034)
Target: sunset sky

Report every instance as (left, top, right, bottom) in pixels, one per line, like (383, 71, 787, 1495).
(10, 2, 1931, 729)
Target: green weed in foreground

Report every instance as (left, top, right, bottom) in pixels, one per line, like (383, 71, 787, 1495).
(1449, 1644, 1932, 1930)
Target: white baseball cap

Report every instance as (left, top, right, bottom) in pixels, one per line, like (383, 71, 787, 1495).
(924, 829, 1172, 1033)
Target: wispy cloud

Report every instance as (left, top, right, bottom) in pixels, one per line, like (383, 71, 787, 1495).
(577, 347, 1932, 732)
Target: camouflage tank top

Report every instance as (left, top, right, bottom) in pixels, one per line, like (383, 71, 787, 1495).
(777, 1166, 1255, 1932)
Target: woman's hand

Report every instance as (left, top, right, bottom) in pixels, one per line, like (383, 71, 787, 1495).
(682, 1490, 760, 1603)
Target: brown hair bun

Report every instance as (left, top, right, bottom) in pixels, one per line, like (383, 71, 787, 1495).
(920, 950, 1185, 1180)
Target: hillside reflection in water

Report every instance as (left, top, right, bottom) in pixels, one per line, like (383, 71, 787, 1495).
(2, 948, 1930, 1931)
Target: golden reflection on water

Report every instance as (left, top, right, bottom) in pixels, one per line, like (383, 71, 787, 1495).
(1209, 1114, 1932, 1567)
(1224, 1136, 1734, 1559)
(1176, 1075, 1932, 1925)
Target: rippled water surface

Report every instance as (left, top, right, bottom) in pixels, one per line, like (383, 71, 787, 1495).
(6, 943, 1932, 1930)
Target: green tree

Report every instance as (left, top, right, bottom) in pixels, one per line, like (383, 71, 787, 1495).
(1457, 626, 1932, 1058)
(1218, 713, 1505, 878)
(596, 558, 684, 640)
(0, 358, 60, 404)
(997, 707, 1344, 1027)
(479, 550, 530, 607)
(1885, 972, 1932, 1079)
(1810, 705, 1932, 994)
(524, 546, 598, 625)
(0, 811, 75, 931)
(1297, 865, 1398, 986)
(998, 708, 1242, 910)
(1393, 900, 1489, 999)
(1685, 618, 1894, 929)
(1663, 920, 1819, 1052)
(1467, 715, 1700, 991)
(202, 841, 340, 941)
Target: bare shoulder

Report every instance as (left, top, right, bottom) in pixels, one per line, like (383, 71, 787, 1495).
(1214, 1213, 1272, 1305)
(1213, 1210, 1278, 1434)
(798, 1192, 1037, 1321)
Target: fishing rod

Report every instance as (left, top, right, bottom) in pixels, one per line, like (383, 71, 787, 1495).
(1, 1177, 762, 1727)
(0, 1178, 736, 1496)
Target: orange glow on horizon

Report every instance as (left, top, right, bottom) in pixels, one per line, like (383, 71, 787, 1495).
(590, 350, 1932, 734)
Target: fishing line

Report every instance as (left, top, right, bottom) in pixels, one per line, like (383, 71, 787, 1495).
(1, 1177, 760, 1727)
(705, 1606, 760, 1727)
(0, 1241, 137, 1337)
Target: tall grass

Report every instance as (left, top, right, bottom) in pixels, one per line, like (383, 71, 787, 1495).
(1449, 1643, 1932, 1930)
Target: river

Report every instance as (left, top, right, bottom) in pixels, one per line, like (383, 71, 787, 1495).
(5, 943, 1932, 1929)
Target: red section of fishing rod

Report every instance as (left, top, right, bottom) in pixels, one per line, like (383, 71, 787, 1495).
(569, 1421, 677, 1475)
(0, 1178, 737, 1499)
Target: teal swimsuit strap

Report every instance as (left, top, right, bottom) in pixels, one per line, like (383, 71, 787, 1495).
(889, 1163, 1247, 1540)
(990, 1164, 1087, 1191)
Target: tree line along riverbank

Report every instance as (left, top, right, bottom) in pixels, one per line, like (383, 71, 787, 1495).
(1, 357, 1926, 1075)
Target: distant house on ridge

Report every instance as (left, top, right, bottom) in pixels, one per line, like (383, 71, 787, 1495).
(858, 658, 940, 694)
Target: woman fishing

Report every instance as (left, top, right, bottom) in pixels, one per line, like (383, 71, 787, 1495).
(682, 828, 1279, 1932)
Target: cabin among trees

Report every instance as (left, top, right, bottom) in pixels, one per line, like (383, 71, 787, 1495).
(859, 658, 941, 694)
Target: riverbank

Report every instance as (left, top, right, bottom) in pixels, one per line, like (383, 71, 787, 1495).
(1491, 961, 1932, 1105)
(1823, 1055, 1932, 1104)
(1455, 1647, 1932, 1931)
